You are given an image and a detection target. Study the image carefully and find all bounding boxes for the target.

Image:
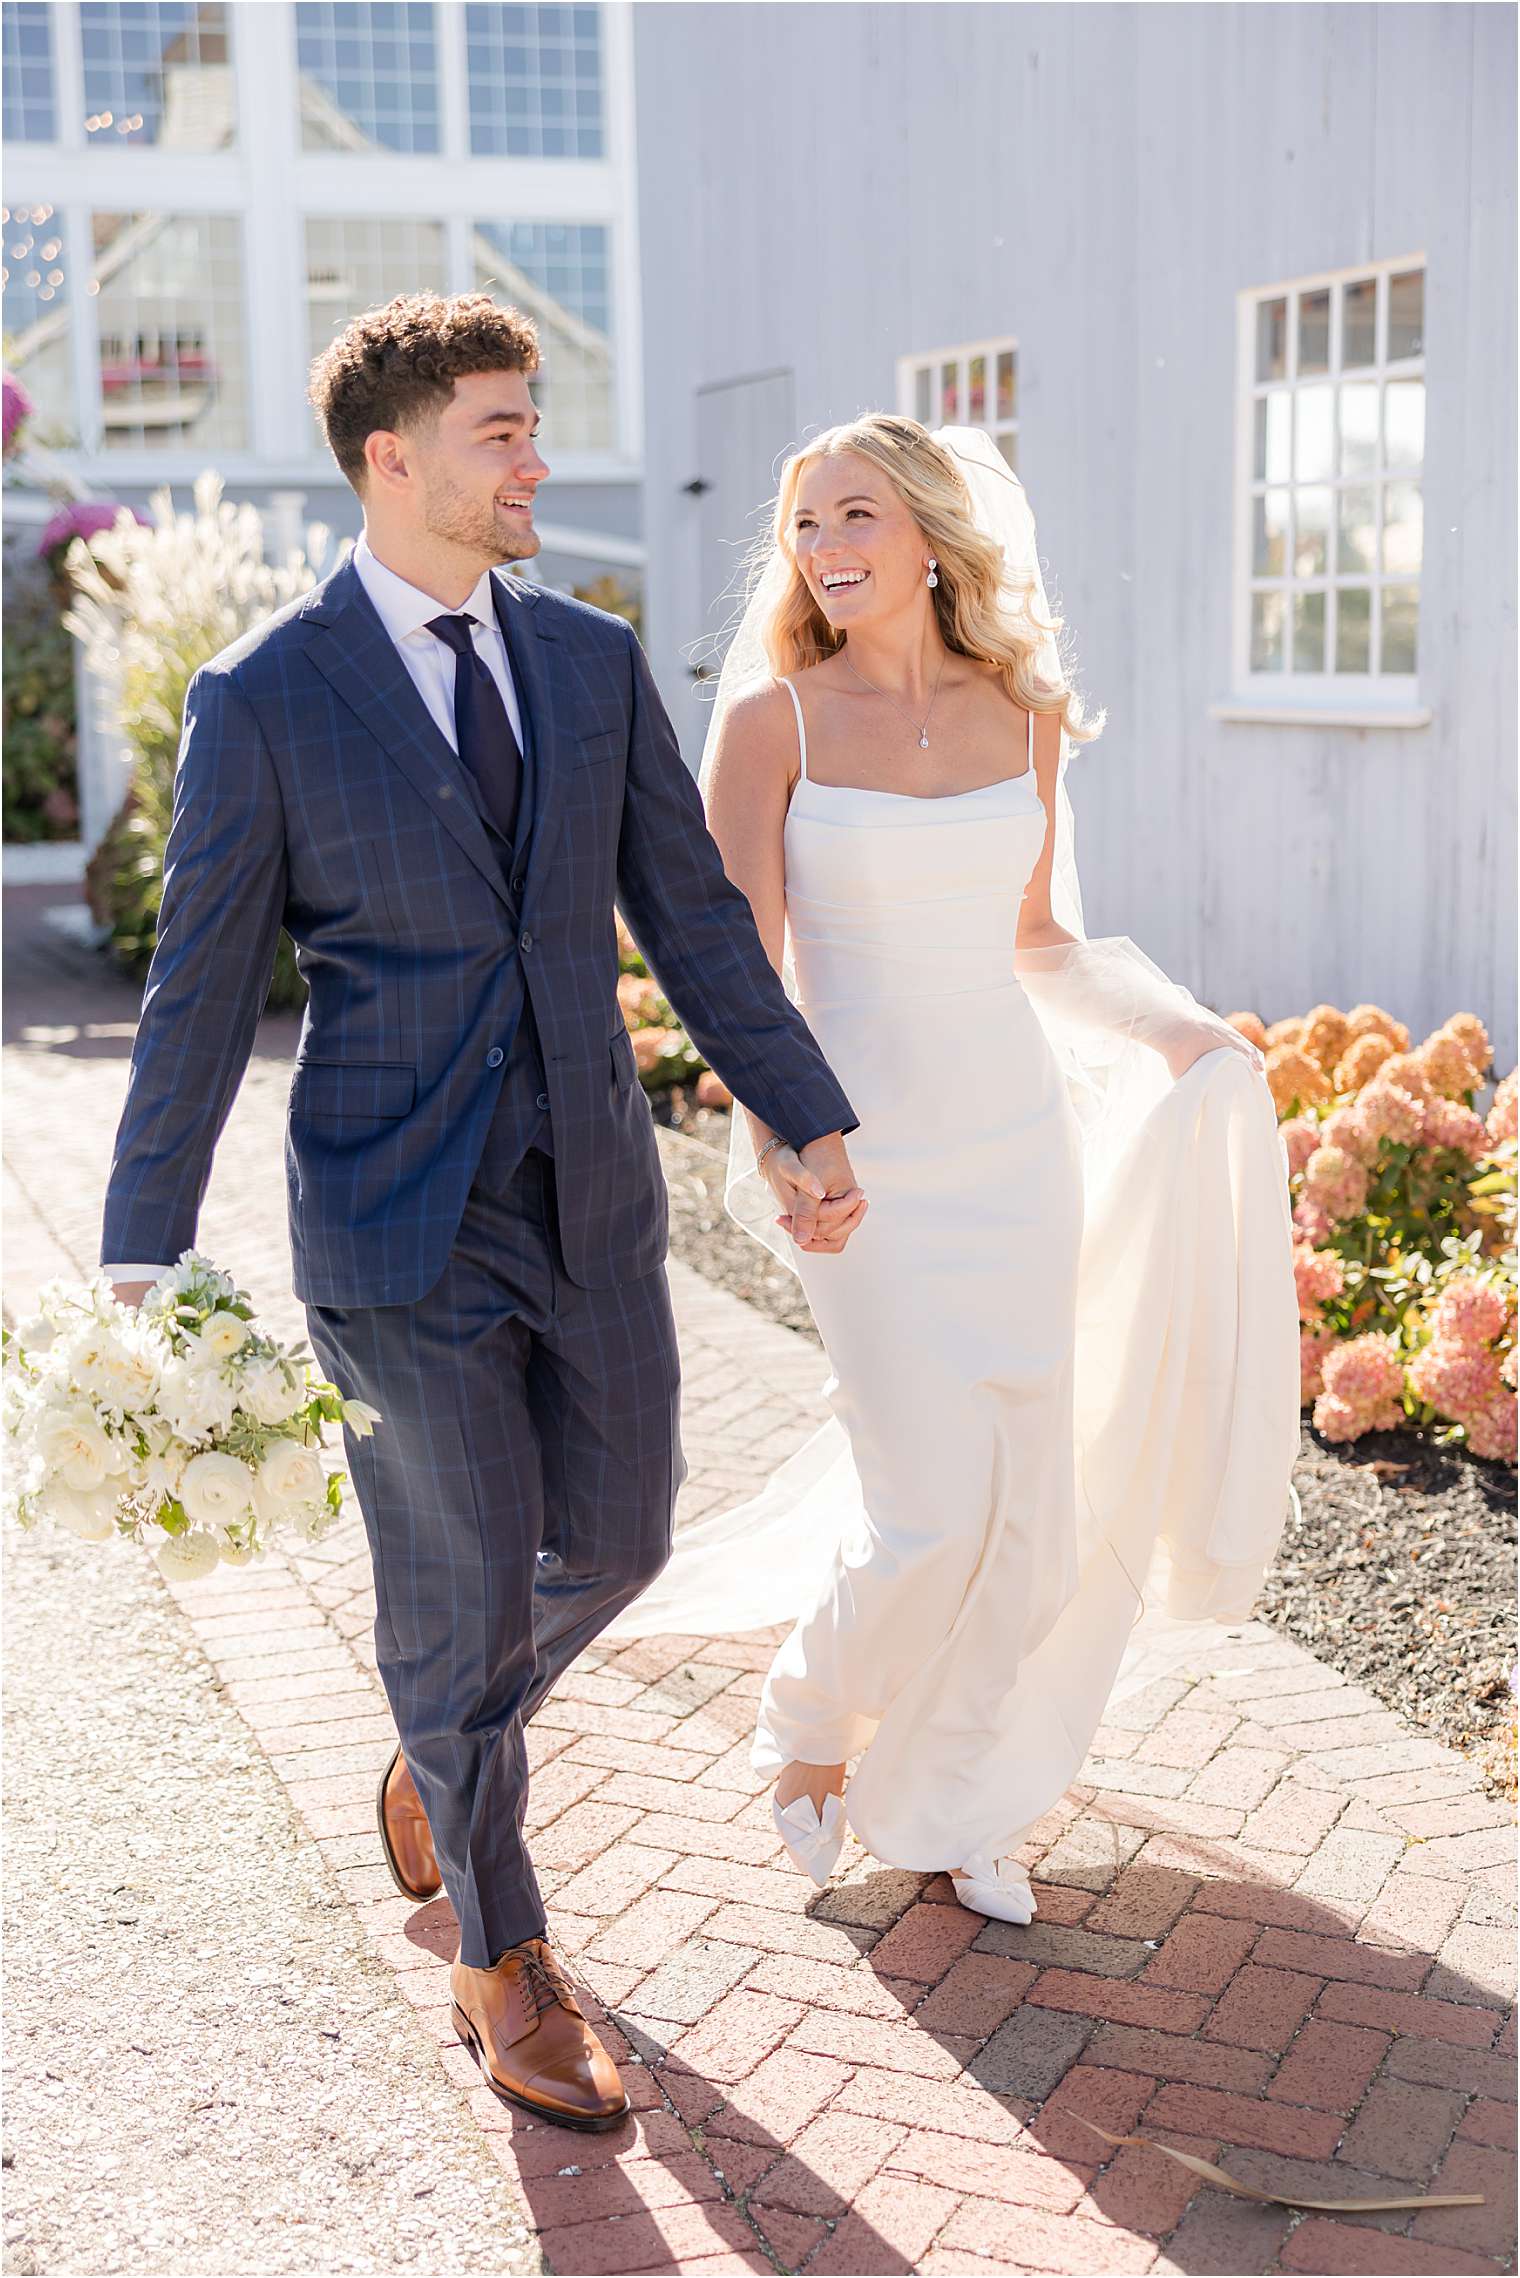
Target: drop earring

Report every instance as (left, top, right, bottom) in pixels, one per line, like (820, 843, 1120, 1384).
(926, 557, 939, 589)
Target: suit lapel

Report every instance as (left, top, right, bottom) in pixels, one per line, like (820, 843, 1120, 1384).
(494, 572, 582, 922)
(300, 559, 513, 911)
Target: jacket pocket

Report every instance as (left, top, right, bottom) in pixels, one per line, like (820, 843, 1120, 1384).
(576, 726, 624, 765)
(610, 1026, 639, 1092)
(293, 1060, 416, 1119)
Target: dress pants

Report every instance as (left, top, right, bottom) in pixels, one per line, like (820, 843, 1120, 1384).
(307, 1140, 682, 1966)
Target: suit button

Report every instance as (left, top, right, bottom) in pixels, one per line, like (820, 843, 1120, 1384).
(520, 931, 534, 952)
(486, 1047, 505, 1069)
(536, 1092, 550, 1112)
(512, 876, 526, 894)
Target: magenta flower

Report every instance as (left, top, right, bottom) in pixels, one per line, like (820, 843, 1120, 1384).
(37, 499, 149, 558)
(2, 370, 33, 454)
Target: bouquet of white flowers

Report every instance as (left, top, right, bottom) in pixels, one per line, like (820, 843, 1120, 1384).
(2, 1252, 380, 1582)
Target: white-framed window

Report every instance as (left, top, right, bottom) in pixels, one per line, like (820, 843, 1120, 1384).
(2, 2, 57, 142)
(92, 210, 248, 449)
(1237, 258, 1425, 694)
(294, 0, 441, 154)
(80, 1, 235, 151)
(2, 195, 73, 434)
(473, 218, 611, 448)
(304, 213, 449, 389)
(466, 3, 604, 159)
(897, 338, 1018, 467)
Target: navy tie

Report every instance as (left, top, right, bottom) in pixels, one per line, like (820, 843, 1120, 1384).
(426, 613, 524, 853)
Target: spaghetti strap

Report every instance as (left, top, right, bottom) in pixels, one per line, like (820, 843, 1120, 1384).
(778, 676, 809, 782)
(1026, 705, 1033, 775)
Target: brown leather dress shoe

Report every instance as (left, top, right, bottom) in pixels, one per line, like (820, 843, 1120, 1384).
(451, 1939, 630, 2132)
(376, 1744, 442, 1903)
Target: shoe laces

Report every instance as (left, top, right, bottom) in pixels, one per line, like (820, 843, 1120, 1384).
(517, 1940, 582, 2027)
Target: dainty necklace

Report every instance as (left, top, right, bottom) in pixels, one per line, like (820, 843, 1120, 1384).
(841, 648, 947, 749)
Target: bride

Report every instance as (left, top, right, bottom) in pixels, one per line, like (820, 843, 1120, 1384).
(610, 417, 1300, 1925)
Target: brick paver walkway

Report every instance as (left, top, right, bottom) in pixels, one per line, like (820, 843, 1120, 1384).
(4, 883, 1516, 2277)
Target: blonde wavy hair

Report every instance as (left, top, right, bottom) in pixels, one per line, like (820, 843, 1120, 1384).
(750, 414, 1102, 745)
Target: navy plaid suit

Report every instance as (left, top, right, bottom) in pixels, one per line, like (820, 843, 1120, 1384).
(103, 555, 857, 1962)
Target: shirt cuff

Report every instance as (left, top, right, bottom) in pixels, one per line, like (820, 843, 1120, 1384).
(101, 1264, 170, 1282)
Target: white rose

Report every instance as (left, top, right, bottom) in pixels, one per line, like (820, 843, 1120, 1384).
(200, 1312, 251, 1362)
(38, 1481, 119, 1541)
(252, 1439, 326, 1524)
(157, 1531, 222, 1583)
(178, 1450, 256, 1527)
(239, 1359, 303, 1427)
(72, 1331, 160, 1416)
(35, 1403, 122, 1491)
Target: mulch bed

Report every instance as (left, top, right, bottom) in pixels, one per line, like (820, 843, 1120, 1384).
(652, 1099, 1518, 1798)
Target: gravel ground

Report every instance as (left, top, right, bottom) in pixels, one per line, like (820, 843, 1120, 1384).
(2, 1526, 541, 2278)
(654, 1109, 1519, 1796)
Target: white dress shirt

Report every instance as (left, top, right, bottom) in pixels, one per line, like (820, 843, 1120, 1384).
(105, 535, 527, 1283)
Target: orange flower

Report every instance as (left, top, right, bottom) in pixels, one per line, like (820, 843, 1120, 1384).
(1415, 1028, 1481, 1101)
(1332, 1032, 1395, 1094)
(1301, 1003, 1350, 1072)
(1227, 1011, 1268, 1049)
(1445, 1013, 1493, 1076)
(1346, 1004, 1411, 1052)
(1267, 1044, 1333, 1116)
(1266, 1016, 1305, 1049)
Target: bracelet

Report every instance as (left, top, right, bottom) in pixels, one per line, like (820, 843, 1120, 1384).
(756, 1134, 787, 1171)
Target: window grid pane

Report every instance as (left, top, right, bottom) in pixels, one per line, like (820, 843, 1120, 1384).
(1245, 263, 1424, 684)
(80, 3, 234, 151)
(2, 196, 72, 433)
(902, 342, 1017, 461)
(92, 209, 247, 449)
(473, 218, 612, 449)
(295, 2, 439, 153)
(466, 3, 603, 159)
(3, 2, 56, 141)
(305, 216, 447, 446)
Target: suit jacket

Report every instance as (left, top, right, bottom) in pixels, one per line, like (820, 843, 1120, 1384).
(102, 555, 857, 1307)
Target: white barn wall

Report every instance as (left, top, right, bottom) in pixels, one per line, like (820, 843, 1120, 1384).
(633, 2, 1517, 1063)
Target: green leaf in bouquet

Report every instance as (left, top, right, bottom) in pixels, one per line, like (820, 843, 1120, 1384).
(156, 1496, 189, 1537)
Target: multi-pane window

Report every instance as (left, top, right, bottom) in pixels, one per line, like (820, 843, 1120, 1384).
(465, 4, 604, 159)
(899, 340, 1018, 469)
(294, 2, 440, 153)
(3, 3, 56, 142)
(305, 217, 447, 436)
(472, 220, 612, 449)
(80, 3, 234, 151)
(91, 211, 247, 448)
(2, 198, 72, 434)
(1245, 262, 1425, 681)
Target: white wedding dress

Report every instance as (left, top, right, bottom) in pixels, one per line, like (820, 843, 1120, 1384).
(611, 679, 1301, 1874)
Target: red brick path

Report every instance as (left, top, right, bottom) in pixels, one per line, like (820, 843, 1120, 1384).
(5, 884, 1516, 2276)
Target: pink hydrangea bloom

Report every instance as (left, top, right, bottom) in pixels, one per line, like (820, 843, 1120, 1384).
(36, 499, 149, 557)
(1466, 1396, 1518, 1465)
(1407, 1338, 1504, 1421)
(1279, 1115, 1320, 1178)
(1503, 1345, 1519, 1392)
(1488, 1071, 1517, 1145)
(1293, 1196, 1333, 1245)
(1299, 1323, 1336, 1403)
(1293, 1240, 1346, 1323)
(1429, 1274, 1511, 1349)
(1303, 1143, 1370, 1223)
(1416, 1029, 1482, 1102)
(1353, 1082, 1424, 1150)
(1421, 1097, 1489, 1159)
(1313, 1333, 1405, 1442)
(1321, 1104, 1376, 1165)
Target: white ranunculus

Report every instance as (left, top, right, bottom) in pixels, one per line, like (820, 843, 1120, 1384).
(252, 1439, 326, 1524)
(157, 1531, 222, 1583)
(156, 1364, 237, 1442)
(239, 1359, 303, 1427)
(35, 1403, 123, 1491)
(178, 1450, 256, 1527)
(38, 1481, 119, 1542)
(199, 1312, 251, 1362)
(71, 1330, 161, 1416)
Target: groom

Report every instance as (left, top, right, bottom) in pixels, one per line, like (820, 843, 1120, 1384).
(102, 292, 862, 2130)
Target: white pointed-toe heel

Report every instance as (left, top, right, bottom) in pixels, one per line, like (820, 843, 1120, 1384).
(950, 1852, 1039, 1925)
(772, 1790, 846, 1886)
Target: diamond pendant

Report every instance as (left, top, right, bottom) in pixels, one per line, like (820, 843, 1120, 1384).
(919, 732, 930, 749)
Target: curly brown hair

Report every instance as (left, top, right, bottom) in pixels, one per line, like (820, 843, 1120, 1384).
(307, 291, 540, 488)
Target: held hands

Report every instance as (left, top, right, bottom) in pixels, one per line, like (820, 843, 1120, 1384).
(763, 1131, 868, 1255)
(1157, 1022, 1267, 1083)
(109, 1281, 155, 1310)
